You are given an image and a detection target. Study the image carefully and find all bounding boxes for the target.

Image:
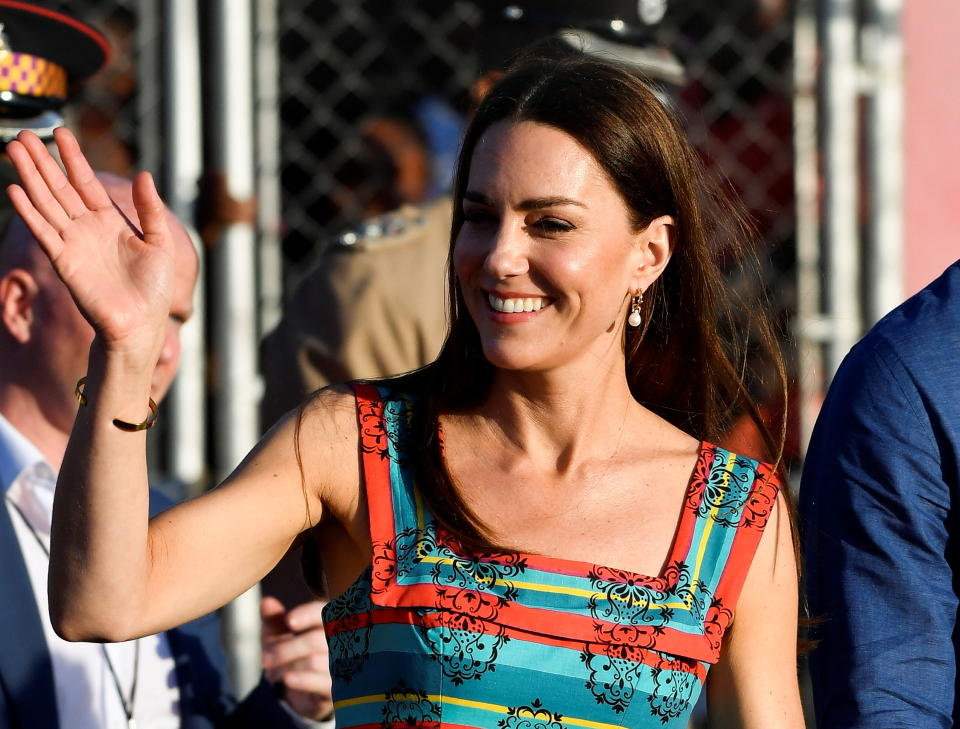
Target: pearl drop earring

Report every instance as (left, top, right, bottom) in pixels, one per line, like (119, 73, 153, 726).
(627, 288, 643, 328)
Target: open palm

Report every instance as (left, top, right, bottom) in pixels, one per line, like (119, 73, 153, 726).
(6, 128, 174, 356)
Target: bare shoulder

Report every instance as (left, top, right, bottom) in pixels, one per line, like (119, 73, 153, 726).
(254, 384, 362, 523)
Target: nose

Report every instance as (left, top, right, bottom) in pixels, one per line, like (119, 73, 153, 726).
(483, 221, 528, 280)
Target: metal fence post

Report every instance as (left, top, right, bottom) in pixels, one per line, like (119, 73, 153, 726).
(822, 0, 863, 375)
(863, 0, 904, 325)
(255, 0, 283, 339)
(164, 0, 207, 496)
(209, 0, 263, 697)
(794, 0, 825, 456)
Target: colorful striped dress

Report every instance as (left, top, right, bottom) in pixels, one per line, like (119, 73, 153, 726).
(323, 384, 782, 728)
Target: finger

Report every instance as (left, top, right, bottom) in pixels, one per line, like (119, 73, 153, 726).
(260, 595, 291, 641)
(7, 184, 64, 261)
(16, 130, 88, 219)
(286, 600, 326, 632)
(5, 139, 71, 232)
(262, 628, 329, 669)
(277, 671, 334, 696)
(54, 127, 114, 211)
(132, 172, 171, 250)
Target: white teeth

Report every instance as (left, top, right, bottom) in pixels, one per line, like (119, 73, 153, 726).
(487, 293, 548, 313)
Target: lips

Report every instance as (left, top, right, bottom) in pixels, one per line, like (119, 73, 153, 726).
(487, 292, 550, 313)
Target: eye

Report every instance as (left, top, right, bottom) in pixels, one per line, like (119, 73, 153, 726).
(462, 208, 497, 225)
(530, 217, 575, 234)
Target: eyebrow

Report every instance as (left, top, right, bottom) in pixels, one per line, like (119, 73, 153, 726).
(463, 190, 586, 210)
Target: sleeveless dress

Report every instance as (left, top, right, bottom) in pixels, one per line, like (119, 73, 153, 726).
(322, 384, 782, 728)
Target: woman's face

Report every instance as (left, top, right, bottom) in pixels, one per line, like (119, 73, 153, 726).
(453, 120, 646, 374)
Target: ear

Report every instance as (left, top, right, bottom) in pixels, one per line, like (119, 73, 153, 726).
(0, 269, 39, 343)
(630, 215, 675, 293)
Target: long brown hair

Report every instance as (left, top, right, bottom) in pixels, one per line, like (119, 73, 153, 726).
(391, 53, 788, 550)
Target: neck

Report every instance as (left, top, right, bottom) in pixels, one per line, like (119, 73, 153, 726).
(469, 356, 647, 472)
(0, 383, 71, 472)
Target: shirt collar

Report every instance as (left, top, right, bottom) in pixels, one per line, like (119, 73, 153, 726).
(0, 412, 56, 535)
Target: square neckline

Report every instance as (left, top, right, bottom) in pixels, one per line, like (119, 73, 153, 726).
(431, 416, 711, 587)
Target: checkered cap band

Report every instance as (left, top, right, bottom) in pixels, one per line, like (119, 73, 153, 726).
(0, 51, 67, 98)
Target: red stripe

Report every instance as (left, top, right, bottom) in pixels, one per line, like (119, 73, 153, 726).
(0, 1, 111, 66)
(352, 384, 397, 548)
(332, 583, 717, 663)
(712, 466, 782, 612)
(326, 605, 709, 680)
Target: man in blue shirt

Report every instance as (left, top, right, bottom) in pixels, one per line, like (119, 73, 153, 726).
(801, 260, 960, 727)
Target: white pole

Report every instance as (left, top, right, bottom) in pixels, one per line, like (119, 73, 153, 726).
(210, 0, 263, 696)
(823, 0, 862, 376)
(793, 0, 825, 457)
(863, 0, 904, 324)
(164, 0, 207, 496)
(254, 0, 284, 339)
(136, 0, 162, 176)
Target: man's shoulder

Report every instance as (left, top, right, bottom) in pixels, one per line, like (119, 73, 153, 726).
(847, 259, 960, 378)
(814, 259, 960, 457)
(325, 196, 452, 259)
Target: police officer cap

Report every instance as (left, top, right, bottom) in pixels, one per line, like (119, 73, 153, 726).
(0, 1, 110, 142)
(477, 0, 682, 87)
(482, 0, 669, 39)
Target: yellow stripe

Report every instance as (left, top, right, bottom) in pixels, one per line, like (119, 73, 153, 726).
(334, 693, 623, 729)
(690, 450, 737, 587)
(415, 557, 690, 609)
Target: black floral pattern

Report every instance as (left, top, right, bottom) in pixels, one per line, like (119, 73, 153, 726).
(431, 539, 528, 594)
(381, 680, 441, 727)
(703, 598, 734, 657)
(580, 645, 644, 713)
(686, 448, 756, 528)
(371, 526, 424, 595)
(357, 390, 416, 466)
(324, 569, 374, 682)
(498, 699, 565, 729)
(741, 463, 779, 531)
(588, 565, 675, 633)
(427, 611, 511, 684)
(647, 658, 701, 725)
(662, 561, 710, 622)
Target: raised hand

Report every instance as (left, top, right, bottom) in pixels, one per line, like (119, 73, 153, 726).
(6, 128, 174, 361)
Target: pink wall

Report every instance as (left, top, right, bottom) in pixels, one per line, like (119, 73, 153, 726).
(903, 4, 960, 294)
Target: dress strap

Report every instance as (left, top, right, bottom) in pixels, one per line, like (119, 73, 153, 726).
(352, 382, 421, 549)
(678, 445, 782, 657)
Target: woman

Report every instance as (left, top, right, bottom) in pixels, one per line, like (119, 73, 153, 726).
(7, 54, 803, 728)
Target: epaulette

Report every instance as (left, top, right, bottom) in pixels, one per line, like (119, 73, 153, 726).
(330, 206, 432, 251)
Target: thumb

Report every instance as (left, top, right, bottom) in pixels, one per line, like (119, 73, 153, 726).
(260, 595, 289, 638)
(131, 171, 169, 247)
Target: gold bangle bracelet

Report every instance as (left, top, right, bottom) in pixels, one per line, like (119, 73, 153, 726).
(74, 377, 160, 432)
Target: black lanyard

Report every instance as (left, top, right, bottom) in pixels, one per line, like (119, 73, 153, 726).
(5, 496, 140, 729)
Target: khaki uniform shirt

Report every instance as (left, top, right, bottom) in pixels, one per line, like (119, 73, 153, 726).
(260, 197, 452, 427)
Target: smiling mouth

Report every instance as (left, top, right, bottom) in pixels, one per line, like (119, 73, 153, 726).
(487, 292, 550, 313)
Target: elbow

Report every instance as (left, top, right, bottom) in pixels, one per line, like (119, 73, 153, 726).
(49, 602, 138, 643)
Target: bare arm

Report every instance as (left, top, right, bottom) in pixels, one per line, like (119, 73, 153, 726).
(706, 492, 805, 728)
(6, 128, 354, 642)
